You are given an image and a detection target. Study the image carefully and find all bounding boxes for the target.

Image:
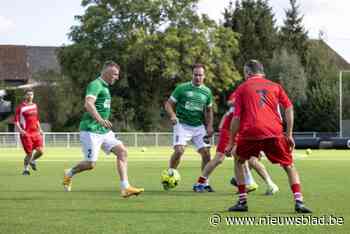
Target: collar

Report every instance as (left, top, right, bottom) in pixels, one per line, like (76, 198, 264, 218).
(191, 81, 204, 88)
(98, 77, 109, 86)
(247, 74, 265, 80)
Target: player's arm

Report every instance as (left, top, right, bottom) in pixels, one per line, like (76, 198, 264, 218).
(204, 106, 214, 137)
(279, 86, 295, 151)
(164, 99, 178, 125)
(224, 116, 240, 157)
(84, 96, 112, 129)
(285, 106, 295, 151)
(14, 106, 26, 135)
(37, 121, 43, 135)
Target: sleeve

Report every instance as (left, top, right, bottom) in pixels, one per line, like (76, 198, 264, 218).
(227, 91, 236, 105)
(14, 106, 20, 123)
(278, 86, 293, 109)
(85, 81, 101, 99)
(170, 85, 182, 103)
(206, 90, 213, 107)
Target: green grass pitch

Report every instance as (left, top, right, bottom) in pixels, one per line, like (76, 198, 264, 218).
(0, 147, 349, 233)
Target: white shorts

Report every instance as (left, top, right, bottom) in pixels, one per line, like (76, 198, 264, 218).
(80, 131, 123, 162)
(173, 123, 210, 150)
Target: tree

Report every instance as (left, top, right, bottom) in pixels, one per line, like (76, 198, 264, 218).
(267, 49, 307, 128)
(224, 0, 278, 71)
(58, 0, 241, 131)
(279, 0, 308, 66)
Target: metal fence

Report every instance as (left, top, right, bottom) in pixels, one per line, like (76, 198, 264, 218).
(0, 131, 326, 148)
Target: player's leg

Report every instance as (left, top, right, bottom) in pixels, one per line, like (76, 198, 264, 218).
(194, 128, 228, 192)
(264, 137, 312, 213)
(228, 139, 261, 212)
(230, 145, 258, 193)
(229, 157, 248, 211)
(20, 135, 33, 175)
(169, 145, 185, 169)
(192, 125, 213, 192)
(63, 131, 101, 191)
(29, 134, 44, 171)
(103, 132, 144, 198)
(169, 123, 188, 170)
(248, 156, 279, 195)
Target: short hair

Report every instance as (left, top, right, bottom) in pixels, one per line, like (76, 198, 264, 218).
(24, 89, 34, 94)
(244, 59, 264, 76)
(102, 60, 120, 73)
(192, 63, 205, 71)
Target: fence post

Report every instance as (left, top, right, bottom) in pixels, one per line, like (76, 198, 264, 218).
(67, 133, 70, 148)
(155, 133, 159, 147)
(134, 133, 138, 147)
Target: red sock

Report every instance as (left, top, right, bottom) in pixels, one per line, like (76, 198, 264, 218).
(197, 176, 207, 184)
(291, 183, 303, 202)
(238, 184, 247, 203)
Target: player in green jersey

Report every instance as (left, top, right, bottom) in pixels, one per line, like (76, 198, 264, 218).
(164, 63, 215, 192)
(63, 61, 144, 198)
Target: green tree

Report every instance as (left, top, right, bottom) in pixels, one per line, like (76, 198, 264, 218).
(267, 49, 307, 101)
(58, 0, 241, 131)
(224, 0, 278, 71)
(279, 0, 308, 66)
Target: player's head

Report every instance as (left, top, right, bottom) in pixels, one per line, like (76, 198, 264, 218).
(192, 63, 205, 86)
(243, 59, 264, 79)
(101, 60, 120, 85)
(24, 89, 34, 103)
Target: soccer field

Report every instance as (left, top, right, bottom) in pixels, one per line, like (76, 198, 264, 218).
(0, 147, 349, 234)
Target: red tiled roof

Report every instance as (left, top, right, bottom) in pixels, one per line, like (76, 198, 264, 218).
(0, 45, 31, 81)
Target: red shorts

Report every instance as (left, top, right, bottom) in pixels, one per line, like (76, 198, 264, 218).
(216, 128, 238, 154)
(20, 133, 43, 155)
(236, 137, 293, 166)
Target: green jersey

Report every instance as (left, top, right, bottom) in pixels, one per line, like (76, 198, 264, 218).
(80, 77, 111, 134)
(170, 81, 213, 126)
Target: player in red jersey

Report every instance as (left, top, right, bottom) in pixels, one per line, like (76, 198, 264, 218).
(14, 89, 44, 176)
(226, 60, 311, 213)
(193, 92, 278, 195)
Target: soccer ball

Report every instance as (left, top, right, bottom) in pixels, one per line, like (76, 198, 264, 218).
(305, 148, 312, 155)
(161, 168, 181, 190)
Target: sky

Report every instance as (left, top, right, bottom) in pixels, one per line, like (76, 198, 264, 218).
(1, 0, 350, 62)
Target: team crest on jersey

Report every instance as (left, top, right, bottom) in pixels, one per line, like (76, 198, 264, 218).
(186, 91, 194, 97)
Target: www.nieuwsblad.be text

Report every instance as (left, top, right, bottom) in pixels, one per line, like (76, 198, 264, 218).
(209, 214, 344, 226)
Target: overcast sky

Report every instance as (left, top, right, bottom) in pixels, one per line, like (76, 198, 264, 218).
(1, 0, 350, 62)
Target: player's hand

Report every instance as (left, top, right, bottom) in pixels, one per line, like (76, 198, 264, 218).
(286, 135, 295, 152)
(98, 119, 113, 129)
(170, 116, 178, 125)
(39, 130, 44, 135)
(206, 125, 214, 137)
(224, 144, 233, 157)
(19, 129, 26, 135)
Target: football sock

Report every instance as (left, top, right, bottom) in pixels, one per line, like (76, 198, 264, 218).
(244, 166, 255, 185)
(291, 183, 303, 202)
(65, 169, 74, 177)
(238, 184, 247, 203)
(197, 176, 207, 184)
(265, 176, 275, 187)
(120, 180, 130, 189)
(24, 165, 30, 171)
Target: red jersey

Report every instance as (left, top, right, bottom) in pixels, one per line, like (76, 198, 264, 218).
(233, 75, 292, 140)
(14, 102, 40, 135)
(220, 91, 236, 130)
